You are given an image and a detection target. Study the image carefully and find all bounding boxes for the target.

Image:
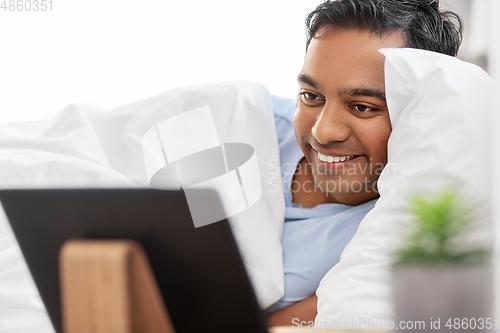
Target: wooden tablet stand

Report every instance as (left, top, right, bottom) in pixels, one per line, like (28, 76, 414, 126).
(59, 240, 176, 333)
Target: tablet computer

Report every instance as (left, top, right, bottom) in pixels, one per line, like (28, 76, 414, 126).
(0, 188, 269, 333)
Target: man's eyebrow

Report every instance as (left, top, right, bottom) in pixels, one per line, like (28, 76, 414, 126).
(297, 74, 386, 102)
(340, 88, 386, 102)
(297, 74, 322, 91)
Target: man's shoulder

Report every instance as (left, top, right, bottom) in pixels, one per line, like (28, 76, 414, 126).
(271, 95, 296, 123)
(271, 96, 298, 150)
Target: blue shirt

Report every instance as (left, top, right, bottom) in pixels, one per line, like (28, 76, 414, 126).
(267, 96, 377, 312)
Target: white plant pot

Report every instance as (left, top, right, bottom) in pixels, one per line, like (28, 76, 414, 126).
(392, 263, 493, 333)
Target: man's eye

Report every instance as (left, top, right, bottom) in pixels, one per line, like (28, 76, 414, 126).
(351, 104, 379, 112)
(303, 92, 318, 100)
(299, 92, 324, 105)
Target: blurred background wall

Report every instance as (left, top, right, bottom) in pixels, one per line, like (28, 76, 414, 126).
(0, 0, 497, 124)
(444, 0, 500, 80)
(0, 0, 316, 123)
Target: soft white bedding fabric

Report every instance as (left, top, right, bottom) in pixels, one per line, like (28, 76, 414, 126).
(0, 81, 285, 331)
(315, 48, 499, 325)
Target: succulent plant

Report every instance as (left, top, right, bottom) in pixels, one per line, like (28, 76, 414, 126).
(395, 189, 489, 264)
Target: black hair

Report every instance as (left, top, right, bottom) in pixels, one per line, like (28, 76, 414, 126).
(305, 0, 463, 56)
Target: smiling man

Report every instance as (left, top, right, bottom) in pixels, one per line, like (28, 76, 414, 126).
(266, 0, 462, 326)
(292, 28, 405, 208)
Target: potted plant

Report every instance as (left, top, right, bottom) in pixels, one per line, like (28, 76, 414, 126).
(392, 189, 493, 333)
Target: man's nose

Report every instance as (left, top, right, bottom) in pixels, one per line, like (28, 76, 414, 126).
(311, 102, 351, 145)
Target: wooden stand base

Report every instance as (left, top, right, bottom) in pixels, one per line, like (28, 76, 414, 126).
(59, 240, 176, 333)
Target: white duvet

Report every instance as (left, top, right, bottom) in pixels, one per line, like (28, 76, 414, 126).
(0, 81, 286, 332)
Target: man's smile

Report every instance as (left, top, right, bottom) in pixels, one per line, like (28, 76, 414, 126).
(310, 145, 365, 168)
(317, 153, 356, 163)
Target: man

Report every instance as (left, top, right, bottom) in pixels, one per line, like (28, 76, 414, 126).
(266, 0, 462, 326)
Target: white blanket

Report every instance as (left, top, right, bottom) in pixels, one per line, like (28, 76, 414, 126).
(0, 81, 285, 331)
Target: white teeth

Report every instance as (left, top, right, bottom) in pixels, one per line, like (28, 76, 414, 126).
(317, 151, 355, 163)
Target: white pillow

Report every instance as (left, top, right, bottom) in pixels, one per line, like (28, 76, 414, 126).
(315, 48, 499, 326)
(0, 81, 285, 332)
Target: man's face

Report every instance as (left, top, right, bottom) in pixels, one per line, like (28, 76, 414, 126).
(294, 27, 406, 205)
